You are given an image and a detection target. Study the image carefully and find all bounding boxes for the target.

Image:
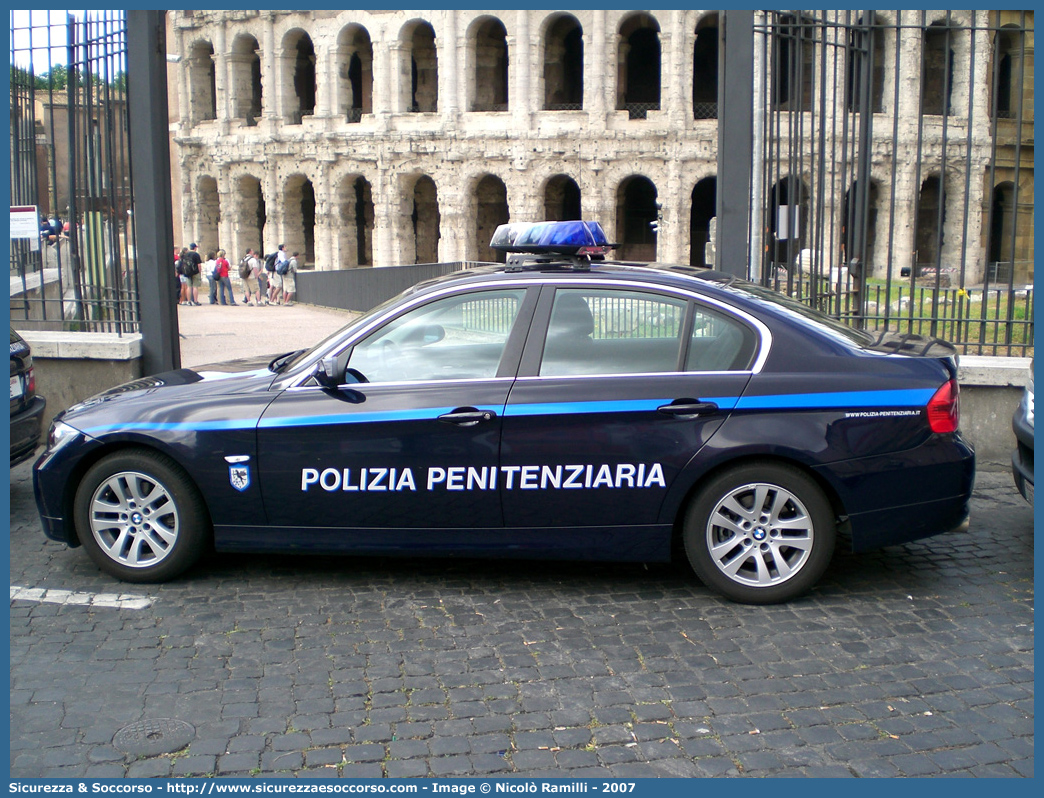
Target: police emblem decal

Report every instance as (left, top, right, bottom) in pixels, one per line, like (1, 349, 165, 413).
(229, 464, 251, 491)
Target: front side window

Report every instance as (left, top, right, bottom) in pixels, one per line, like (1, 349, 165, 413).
(347, 289, 526, 383)
(540, 288, 687, 376)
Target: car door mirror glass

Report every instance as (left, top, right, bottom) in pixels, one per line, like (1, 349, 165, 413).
(344, 367, 368, 384)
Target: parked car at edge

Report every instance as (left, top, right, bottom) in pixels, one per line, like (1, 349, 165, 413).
(32, 222, 975, 604)
(1011, 359, 1033, 504)
(11, 328, 46, 467)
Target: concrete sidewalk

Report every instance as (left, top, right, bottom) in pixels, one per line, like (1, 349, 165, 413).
(176, 296, 359, 368)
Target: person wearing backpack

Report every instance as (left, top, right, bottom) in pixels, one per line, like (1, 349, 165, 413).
(215, 249, 234, 305)
(240, 249, 263, 306)
(281, 252, 299, 306)
(267, 245, 287, 305)
(175, 247, 190, 306)
(272, 244, 293, 304)
(181, 243, 204, 305)
(262, 250, 279, 305)
(237, 252, 253, 304)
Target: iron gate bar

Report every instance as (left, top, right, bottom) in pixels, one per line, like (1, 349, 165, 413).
(126, 10, 180, 374)
(715, 9, 753, 279)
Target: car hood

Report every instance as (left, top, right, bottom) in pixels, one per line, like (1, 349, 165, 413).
(58, 353, 290, 425)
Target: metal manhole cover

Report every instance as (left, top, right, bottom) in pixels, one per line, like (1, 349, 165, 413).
(113, 718, 195, 756)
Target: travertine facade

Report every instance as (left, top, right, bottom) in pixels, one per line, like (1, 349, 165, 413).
(167, 10, 1032, 284)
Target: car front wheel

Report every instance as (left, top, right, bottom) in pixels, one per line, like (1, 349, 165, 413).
(73, 449, 209, 582)
(683, 462, 836, 604)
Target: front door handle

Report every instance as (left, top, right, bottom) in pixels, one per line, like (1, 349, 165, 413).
(657, 399, 719, 418)
(438, 407, 497, 427)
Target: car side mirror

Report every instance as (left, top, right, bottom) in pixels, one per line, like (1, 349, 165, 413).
(314, 356, 341, 388)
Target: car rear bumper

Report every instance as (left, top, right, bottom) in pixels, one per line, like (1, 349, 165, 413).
(818, 432, 976, 553)
(847, 494, 971, 552)
(10, 395, 46, 467)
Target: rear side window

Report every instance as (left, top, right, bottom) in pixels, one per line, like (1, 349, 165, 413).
(686, 305, 757, 371)
(539, 289, 687, 376)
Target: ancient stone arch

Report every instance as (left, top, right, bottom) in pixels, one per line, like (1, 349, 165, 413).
(400, 20, 438, 113)
(186, 39, 216, 125)
(692, 14, 718, 120)
(617, 13, 661, 118)
(616, 175, 658, 261)
(281, 29, 317, 124)
(690, 177, 716, 267)
(337, 24, 373, 122)
(473, 174, 510, 262)
(468, 16, 509, 112)
(543, 14, 584, 110)
(335, 173, 374, 267)
(229, 33, 262, 124)
(196, 175, 221, 256)
(543, 174, 582, 221)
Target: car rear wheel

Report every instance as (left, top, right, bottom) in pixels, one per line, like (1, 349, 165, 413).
(73, 449, 209, 582)
(683, 462, 835, 604)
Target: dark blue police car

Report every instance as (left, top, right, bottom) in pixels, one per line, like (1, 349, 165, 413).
(33, 221, 975, 603)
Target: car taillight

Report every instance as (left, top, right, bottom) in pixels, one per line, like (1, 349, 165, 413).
(27, 365, 35, 396)
(927, 378, 960, 433)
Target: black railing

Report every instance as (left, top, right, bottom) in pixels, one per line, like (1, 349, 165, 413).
(765, 270, 1033, 357)
(9, 10, 139, 335)
(693, 101, 718, 120)
(624, 102, 659, 120)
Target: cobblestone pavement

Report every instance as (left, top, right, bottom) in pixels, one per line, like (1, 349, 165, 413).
(9, 457, 1033, 779)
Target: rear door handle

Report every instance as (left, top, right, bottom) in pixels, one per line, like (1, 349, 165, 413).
(657, 399, 719, 418)
(438, 407, 497, 427)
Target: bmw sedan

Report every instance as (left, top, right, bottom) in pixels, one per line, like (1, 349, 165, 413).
(33, 222, 975, 603)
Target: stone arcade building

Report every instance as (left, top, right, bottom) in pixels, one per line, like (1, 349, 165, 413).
(167, 10, 1032, 284)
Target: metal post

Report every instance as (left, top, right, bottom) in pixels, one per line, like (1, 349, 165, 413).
(850, 12, 875, 327)
(716, 10, 754, 278)
(126, 10, 180, 374)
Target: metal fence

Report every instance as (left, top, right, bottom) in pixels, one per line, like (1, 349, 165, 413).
(749, 10, 1033, 356)
(295, 261, 488, 314)
(9, 10, 139, 334)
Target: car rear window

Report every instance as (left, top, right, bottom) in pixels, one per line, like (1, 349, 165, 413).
(726, 280, 874, 346)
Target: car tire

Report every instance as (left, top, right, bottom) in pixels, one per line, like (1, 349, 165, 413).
(683, 462, 835, 604)
(73, 449, 209, 582)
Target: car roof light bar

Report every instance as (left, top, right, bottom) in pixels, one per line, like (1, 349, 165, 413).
(490, 221, 617, 257)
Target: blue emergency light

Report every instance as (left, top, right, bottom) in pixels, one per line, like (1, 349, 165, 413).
(490, 221, 615, 257)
